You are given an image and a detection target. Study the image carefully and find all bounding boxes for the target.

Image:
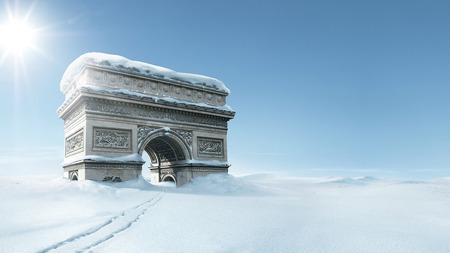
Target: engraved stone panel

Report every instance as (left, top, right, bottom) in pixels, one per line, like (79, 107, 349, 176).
(93, 128, 131, 152)
(198, 137, 224, 157)
(65, 129, 84, 156)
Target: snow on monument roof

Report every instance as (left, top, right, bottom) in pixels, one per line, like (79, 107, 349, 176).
(60, 52, 230, 94)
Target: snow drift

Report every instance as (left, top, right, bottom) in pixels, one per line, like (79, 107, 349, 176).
(1, 173, 450, 253)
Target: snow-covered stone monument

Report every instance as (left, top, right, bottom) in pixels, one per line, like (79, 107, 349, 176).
(58, 53, 235, 186)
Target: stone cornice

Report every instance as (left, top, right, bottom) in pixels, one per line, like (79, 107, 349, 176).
(58, 87, 235, 122)
(61, 93, 231, 129)
(63, 65, 230, 108)
(80, 86, 234, 117)
(83, 96, 230, 129)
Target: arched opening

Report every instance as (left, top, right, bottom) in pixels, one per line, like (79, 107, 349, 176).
(160, 174, 177, 187)
(144, 136, 186, 168)
(139, 130, 191, 185)
(69, 171, 78, 181)
(163, 176, 175, 182)
(141, 151, 152, 180)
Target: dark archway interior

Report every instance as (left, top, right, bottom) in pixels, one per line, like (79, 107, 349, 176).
(163, 176, 175, 182)
(144, 136, 186, 167)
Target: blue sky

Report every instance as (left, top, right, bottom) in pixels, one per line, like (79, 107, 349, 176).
(1, 0, 449, 178)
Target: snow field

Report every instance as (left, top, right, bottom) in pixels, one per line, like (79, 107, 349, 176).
(1, 174, 450, 253)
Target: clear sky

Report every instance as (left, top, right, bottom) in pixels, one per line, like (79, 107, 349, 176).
(1, 0, 449, 178)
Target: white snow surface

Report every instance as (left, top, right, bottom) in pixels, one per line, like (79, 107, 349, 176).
(1, 173, 450, 253)
(83, 154, 145, 163)
(63, 154, 144, 166)
(186, 159, 229, 166)
(61, 52, 230, 94)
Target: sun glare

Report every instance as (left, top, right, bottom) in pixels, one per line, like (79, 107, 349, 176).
(0, 19, 35, 54)
(0, 1, 47, 89)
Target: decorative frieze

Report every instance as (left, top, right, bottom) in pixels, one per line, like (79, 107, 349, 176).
(64, 104, 85, 126)
(65, 129, 84, 156)
(85, 98, 228, 128)
(93, 128, 131, 152)
(85, 68, 227, 107)
(198, 137, 224, 157)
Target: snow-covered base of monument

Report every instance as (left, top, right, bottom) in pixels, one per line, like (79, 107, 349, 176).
(63, 154, 230, 185)
(1, 173, 450, 253)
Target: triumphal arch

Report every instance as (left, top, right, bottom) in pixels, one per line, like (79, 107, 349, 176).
(58, 53, 235, 186)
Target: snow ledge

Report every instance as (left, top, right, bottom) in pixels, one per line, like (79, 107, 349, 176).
(61, 52, 230, 94)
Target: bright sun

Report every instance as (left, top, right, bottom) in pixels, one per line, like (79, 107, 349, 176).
(0, 19, 36, 55)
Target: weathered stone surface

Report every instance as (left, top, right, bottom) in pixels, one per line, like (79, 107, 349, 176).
(59, 53, 235, 186)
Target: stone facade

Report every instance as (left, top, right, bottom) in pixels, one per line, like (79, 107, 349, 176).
(58, 54, 235, 186)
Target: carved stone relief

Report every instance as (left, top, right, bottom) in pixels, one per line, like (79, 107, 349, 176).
(85, 68, 227, 107)
(137, 126, 193, 150)
(85, 98, 228, 128)
(198, 138, 224, 157)
(137, 126, 157, 149)
(64, 104, 85, 126)
(174, 129, 193, 147)
(65, 129, 84, 156)
(93, 128, 131, 151)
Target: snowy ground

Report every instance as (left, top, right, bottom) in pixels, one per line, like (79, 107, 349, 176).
(1, 173, 450, 253)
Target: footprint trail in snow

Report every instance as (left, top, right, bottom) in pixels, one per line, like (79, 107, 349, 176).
(38, 188, 166, 253)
